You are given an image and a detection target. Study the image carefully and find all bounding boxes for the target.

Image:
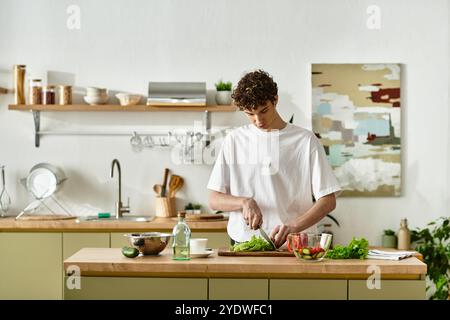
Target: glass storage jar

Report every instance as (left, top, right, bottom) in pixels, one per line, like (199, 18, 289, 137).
(58, 85, 72, 105)
(42, 85, 56, 105)
(29, 79, 42, 104)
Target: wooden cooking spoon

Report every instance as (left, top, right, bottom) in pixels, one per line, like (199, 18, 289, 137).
(169, 175, 184, 198)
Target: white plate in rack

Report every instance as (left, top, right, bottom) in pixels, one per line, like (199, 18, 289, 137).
(190, 249, 214, 259)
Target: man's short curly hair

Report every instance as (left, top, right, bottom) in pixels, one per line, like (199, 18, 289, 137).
(231, 69, 278, 111)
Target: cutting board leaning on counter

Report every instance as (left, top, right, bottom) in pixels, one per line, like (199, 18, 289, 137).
(208, 69, 342, 249)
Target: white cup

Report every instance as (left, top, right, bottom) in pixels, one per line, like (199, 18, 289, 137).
(190, 238, 208, 254)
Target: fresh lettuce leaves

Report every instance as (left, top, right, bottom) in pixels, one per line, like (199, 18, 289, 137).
(232, 235, 274, 252)
(325, 237, 369, 259)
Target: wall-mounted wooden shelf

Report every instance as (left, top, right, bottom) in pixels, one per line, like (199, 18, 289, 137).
(0, 87, 7, 94)
(8, 104, 237, 112)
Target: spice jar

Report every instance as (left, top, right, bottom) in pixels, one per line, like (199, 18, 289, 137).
(42, 85, 56, 105)
(58, 85, 72, 105)
(29, 79, 42, 104)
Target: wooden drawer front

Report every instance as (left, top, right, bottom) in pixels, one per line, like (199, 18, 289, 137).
(270, 279, 347, 300)
(209, 278, 268, 300)
(348, 280, 426, 300)
(64, 277, 207, 300)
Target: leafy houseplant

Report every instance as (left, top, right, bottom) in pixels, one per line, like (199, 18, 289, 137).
(215, 80, 232, 105)
(411, 217, 450, 300)
(382, 229, 397, 248)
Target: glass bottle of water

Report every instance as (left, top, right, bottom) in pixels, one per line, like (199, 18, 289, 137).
(172, 211, 190, 260)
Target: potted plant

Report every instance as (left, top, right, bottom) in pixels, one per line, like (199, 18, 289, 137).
(382, 229, 397, 248)
(411, 217, 450, 300)
(185, 202, 194, 215)
(214, 80, 232, 105)
(193, 204, 202, 215)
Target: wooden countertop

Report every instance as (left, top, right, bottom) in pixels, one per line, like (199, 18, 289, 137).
(64, 248, 427, 280)
(0, 217, 227, 232)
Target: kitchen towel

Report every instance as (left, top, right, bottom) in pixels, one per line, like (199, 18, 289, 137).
(367, 249, 417, 260)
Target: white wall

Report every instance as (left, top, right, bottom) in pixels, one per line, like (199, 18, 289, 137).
(0, 0, 448, 246)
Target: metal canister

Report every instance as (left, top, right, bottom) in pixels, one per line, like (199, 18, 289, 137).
(13, 65, 26, 104)
(58, 85, 72, 105)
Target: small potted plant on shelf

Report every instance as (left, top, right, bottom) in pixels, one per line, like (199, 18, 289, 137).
(382, 229, 397, 248)
(215, 80, 232, 105)
(193, 204, 202, 215)
(185, 203, 194, 215)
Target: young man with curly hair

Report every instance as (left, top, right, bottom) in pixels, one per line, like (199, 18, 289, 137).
(207, 70, 341, 248)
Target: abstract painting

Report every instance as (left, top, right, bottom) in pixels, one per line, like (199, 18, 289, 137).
(312, 64, 401, 196)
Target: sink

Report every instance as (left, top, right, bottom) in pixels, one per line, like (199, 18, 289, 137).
(76, 215, 155, 223)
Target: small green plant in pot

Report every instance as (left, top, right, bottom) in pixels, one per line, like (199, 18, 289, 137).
(193, 204, 202, 215)
(215, 80, 232, 105)
(185, 202, 194, 215)
(411, 217, 450, 300)
(382, 229, 397, 248)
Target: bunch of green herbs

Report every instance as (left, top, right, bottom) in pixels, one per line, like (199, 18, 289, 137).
(325, 237, 369, 260)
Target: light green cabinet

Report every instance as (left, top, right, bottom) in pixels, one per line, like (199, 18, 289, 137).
(0, 232, 63, 299)
(348, 280, 426, 300)
(111, 232, 229, 249)
(110, 232, 132, 248)
(63, 233, 110, 259)
(270, 279, 347, 300)
(209, 278, 268, 300)
(192, 232, 230, 249)
(64, 277, 207, 299)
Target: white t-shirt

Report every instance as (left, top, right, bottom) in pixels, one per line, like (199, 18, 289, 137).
(207, 123, 342, 243)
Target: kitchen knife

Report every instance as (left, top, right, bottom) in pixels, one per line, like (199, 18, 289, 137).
(259, 227, 277, 251)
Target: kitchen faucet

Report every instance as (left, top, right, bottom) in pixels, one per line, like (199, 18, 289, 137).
(110, 159, 130, 219)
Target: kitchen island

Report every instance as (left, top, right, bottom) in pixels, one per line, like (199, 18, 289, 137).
(63, 248, 427, 300)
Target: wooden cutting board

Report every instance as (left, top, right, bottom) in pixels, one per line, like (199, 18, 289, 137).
(18, 215, 77, 221)
(218, 247, 294, 257)
(171, 214, 227, 222)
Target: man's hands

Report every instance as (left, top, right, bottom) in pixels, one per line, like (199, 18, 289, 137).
(270, 224, 299, 248)
(268, 193, 337, 247)
(242, 198, 263, 230)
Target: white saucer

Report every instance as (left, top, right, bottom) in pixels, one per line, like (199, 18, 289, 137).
(190, 249, 214, 258)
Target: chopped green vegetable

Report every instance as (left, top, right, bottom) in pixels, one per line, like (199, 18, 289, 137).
(232, 235, 274, 252)
(325, 237, 369, 259)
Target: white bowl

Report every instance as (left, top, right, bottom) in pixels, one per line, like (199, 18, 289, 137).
(86, 87, 107, 96)
(115, 93, 141, 106)
(84, 95, 109, 105)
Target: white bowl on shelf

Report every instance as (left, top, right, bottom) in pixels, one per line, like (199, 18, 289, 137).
(83, 94, 109, 105)
(86, 87, 107, 96)
(115, 93, 141, 106)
